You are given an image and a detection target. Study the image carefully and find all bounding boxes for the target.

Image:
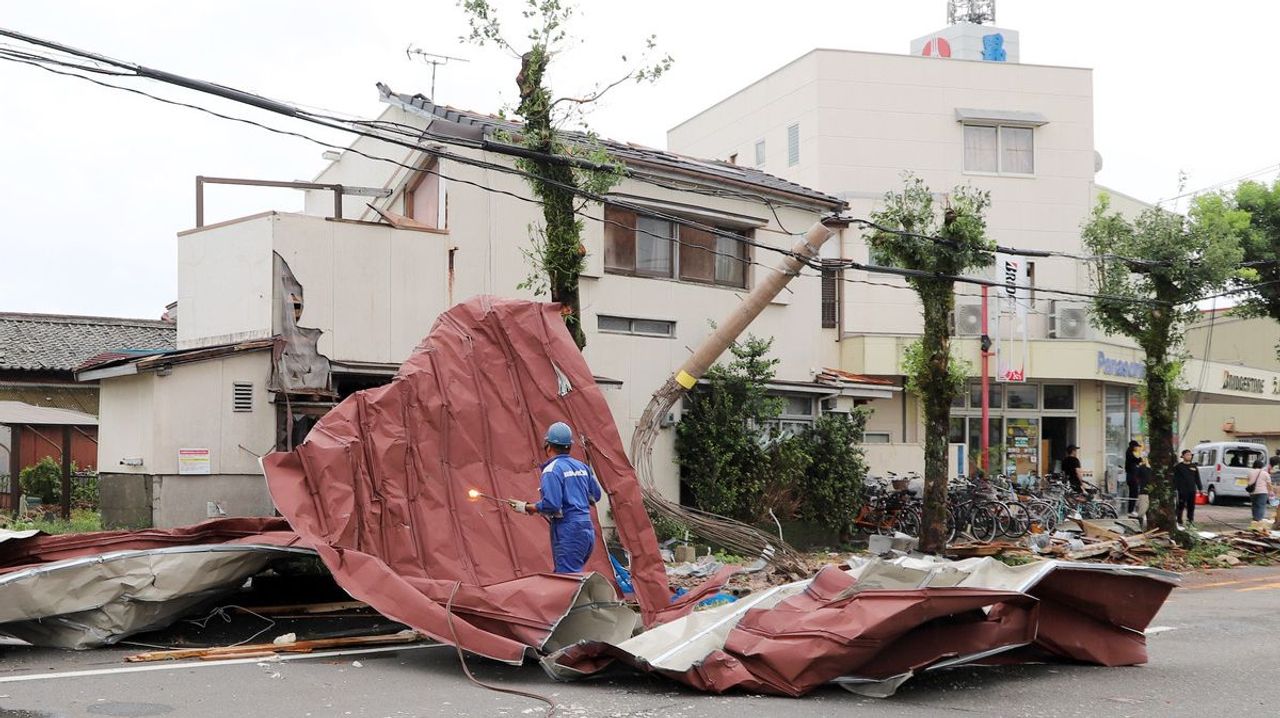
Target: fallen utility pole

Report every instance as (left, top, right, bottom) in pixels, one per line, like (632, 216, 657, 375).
(630, 217, 849, 576)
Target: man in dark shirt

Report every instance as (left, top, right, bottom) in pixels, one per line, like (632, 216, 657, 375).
(1061, 445, 1083, 493)
(1172, 449, 1202, 527)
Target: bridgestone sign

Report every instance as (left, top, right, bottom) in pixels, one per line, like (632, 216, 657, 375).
(1222, 370, 1265, 394)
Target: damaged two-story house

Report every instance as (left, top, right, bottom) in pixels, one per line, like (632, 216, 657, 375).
(79, 85, 897, 528)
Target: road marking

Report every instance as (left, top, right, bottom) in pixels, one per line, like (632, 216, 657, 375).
(0, 643, 445, 684)
(1143, 626, 1177, 635)
(1237, 581, 1280, 592)
(1183, 574, 1280, 590)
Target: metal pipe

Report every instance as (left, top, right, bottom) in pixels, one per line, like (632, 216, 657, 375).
(60, 425, 71, 520)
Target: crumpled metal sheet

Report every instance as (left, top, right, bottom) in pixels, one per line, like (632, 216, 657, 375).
(261, 298, 691, 664)
(0, 543, 314, 649)
(545, 557, 1178, 697)
(0, 518, 312, 649)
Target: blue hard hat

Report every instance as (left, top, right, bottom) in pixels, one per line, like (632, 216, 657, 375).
(545, 422, 573, 447)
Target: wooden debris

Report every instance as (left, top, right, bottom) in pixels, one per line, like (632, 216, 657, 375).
(239, 601, 367, 616)
(125, 629, 421, 663)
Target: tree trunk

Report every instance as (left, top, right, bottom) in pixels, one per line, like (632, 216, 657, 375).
(917, 284, 955, 554)
(1142, 342, 1180, 538)
(517, 48, 588, 350)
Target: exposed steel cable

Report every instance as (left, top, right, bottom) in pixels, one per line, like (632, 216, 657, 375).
(445, 581, 558, 717)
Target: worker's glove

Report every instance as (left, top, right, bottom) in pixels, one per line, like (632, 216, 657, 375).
(508, 500, 528, 514)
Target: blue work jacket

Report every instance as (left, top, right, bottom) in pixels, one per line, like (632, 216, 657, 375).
(535, 454, 601, 523)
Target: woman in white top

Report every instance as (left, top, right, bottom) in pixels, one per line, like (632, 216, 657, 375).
(1246, 459, 1274, 522)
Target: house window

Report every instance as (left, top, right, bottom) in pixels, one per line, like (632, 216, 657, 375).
(604, 205, 749, 288)
(963, 124, 1035, 175)
(820, 261, 840, 329)
(755, 139, 766, 166)
(232, 381, 254, 412)
(771, 393, 816, 436)
(597, 314, 675, 338)
(636, 215, 675, 277)
(787, 124, 800, 166)
(404, 158, 444, 228)
(864, 432, 892, 444)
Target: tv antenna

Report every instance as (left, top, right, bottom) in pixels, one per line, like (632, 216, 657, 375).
(948, 0, 996, 25)
(405, 47, 469, 99)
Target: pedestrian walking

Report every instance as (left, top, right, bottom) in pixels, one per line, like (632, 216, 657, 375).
(1245, 459, 1273, 523)
(1124, 440, 1142, 513)
(1172, 449, 1202, 528)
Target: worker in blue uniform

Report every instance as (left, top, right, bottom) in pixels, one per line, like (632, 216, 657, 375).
(510, 422, 602, 573)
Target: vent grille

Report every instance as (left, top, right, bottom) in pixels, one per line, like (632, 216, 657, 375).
(232, 381, 254, 412)
(787, 124, 800, 166)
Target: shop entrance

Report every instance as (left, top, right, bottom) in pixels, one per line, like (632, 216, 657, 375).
(1041, 416, 1076, 476)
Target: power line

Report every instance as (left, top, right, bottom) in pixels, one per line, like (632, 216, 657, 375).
(5, 30, 1278, 310)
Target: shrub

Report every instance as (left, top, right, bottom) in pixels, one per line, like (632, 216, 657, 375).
(798, 411, 869, 539)
(19, 457, 62, 504)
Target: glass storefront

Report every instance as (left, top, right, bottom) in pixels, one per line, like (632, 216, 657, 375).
(951, 381, 1077, 480)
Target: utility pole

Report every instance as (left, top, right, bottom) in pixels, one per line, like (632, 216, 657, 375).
(405, 47, 469, 99)
(980, 285, 992, 475)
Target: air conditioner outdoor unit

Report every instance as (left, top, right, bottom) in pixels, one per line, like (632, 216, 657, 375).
(1049, 302, 1089, 339)
(951, 304, 983, 337)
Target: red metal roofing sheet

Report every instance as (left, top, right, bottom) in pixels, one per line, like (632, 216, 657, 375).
(262, 297, 693, 663)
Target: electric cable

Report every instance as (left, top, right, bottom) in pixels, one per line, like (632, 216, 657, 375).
(445, 581, 558, 717)
(6, 33, 1271, 310)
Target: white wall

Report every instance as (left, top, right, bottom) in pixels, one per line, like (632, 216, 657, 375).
(669, 49, 1107, 341)
(177, 214, 274, 349)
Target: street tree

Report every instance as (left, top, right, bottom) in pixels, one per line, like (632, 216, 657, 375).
(1206, 178, 1280, 529)
(865, 176, 994, 554)
(1083, 193, 1246, 538)
(459, 0, 671, 348)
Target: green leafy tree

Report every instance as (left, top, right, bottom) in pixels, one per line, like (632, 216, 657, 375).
(865, 176, 994, 554)
(1083, 193, 1246, 539)
(675, 336, 797, 521)
(799, 411, 869, 541)
(460, 0, 671, 348)
(1223, 180, 1280, 353)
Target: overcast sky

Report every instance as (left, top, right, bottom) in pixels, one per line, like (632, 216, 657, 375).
(3, 0, 1278, 318)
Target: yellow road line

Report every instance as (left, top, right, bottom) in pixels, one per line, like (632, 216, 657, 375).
(1184, 573, 1280, 590)
(1237, 582, 1280, 592)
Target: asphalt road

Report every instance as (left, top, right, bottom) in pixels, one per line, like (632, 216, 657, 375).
(2, 564, 1279, 717)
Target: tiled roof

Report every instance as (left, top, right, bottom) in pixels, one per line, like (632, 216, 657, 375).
(376, 83, 847, 211)
(0, 312, 176, 372)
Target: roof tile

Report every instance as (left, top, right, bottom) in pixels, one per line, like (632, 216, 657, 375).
(0, 313, 176, 372)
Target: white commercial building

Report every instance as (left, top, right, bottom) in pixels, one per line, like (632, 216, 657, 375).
(667, 19, 1280, 487)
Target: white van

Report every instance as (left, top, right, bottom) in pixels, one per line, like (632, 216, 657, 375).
(1190, 442, 1269, 504)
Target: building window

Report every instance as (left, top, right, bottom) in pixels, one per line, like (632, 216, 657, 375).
(404, 158, 444, 228)
(963, 124, 1035, 175)
(232, 381, 254, 412)
(786, 124, 800, 166)
(820, 261, 840, 329)
(1043, 384, 1074, 410)
(755, 139, 766, 166)
(597, 314, 675, 338)
(969, 382, 1002, 409)
(770, 393, 816, 436)
(864, 432, 892, 444)
(636, 216, 675, 277)
(604, 205, 749, 288)
(1005, 384, 1038, 410)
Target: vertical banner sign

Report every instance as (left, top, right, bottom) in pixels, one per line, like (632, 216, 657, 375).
(994, 254, 1029, 382)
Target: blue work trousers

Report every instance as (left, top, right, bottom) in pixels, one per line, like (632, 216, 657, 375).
(550, 519, 596, 573)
